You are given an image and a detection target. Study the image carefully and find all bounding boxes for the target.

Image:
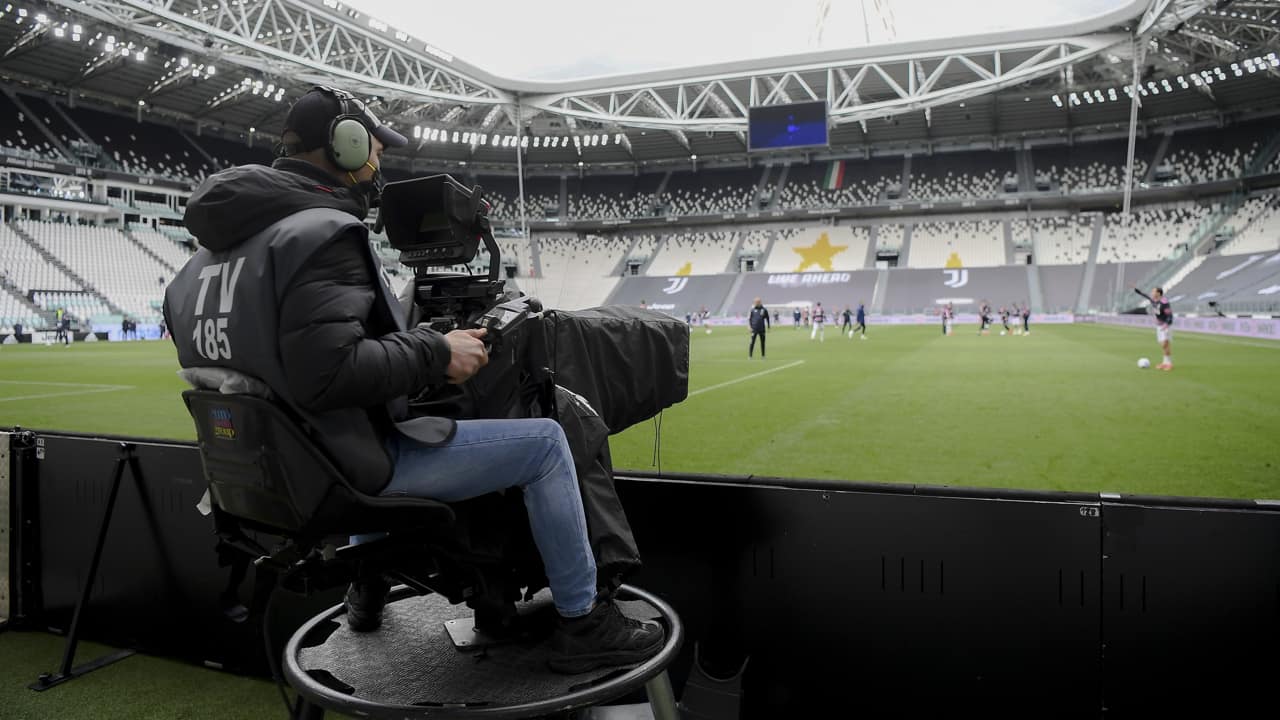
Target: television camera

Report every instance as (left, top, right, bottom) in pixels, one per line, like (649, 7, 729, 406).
(374, 173, 687, 591)
(375, 174, 539, 350)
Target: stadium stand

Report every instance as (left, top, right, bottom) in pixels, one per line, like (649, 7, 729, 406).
(907, 150, 1015, 201)
(496, 235, 535, 275)
(477, 174, 560, 221)
(1165, 251, 1280, 311)
(1160, 120, 1274, 185)
(2, 82, 1277, 324)
(907, 219, 1004, 268)
(1032, 139, 1152, 193)
(1219, 194, 1280, 255)
(128, 224, 196, 271)
(567, 173, 662, 219)
(0, 91, 63, 161)
(626, 234, 662, 269)
(660, 167, 757, 215)
(189, 130, 273, 170)
(16, 220, 170, 323)
(15, 94, 82, 160)
(1013, 215, 1095, 266)
(0, 223, 83, 293)
(61, 104, 212, 182)
(1097, 203, 1213, 263)
(1089, 261, 1159, 311)
(515, 234, 624, 310)
(779, 157, 901, 208)
(134, 199, 182, 219)
(763, 226, 869, 273)
(31, 290, 112, 321)
(737, 229, 772, 268)
(877, 224, 906, 254)
(0, 289, 45, 329)
(646, 232, 738, 276)
(1227, 253, 1280, 309)
(460, 233, 535, 282)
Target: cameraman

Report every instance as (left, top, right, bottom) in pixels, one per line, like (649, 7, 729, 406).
(163, 87, 662, 674)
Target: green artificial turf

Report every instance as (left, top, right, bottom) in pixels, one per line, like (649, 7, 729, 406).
(0, 630, 291, 720)
(2, 324, 1277, 499)
(608, 323, 1280, 499)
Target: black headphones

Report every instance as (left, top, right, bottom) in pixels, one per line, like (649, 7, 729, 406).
(314, 85, 373, 173)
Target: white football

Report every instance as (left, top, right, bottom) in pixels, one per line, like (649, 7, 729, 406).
(999, 330, 1006, 336)
(1137, 357, 1151, 369)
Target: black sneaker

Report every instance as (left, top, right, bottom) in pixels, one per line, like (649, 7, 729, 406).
(343, 576, 390, 632)
(548, 600, 665, 674)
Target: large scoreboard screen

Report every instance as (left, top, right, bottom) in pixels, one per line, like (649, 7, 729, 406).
(748, 101, 829, 152)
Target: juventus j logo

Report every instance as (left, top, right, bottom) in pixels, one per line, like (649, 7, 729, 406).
(663, 277, 689, 294)
(943, 269, 969, 288)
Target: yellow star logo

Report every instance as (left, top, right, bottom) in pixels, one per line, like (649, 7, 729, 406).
(675, 261, 693, 276)
(945, 252, 964, 269)
(793, 232, 848, 272)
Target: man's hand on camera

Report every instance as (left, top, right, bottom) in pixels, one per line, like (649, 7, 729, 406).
(444, 328, 488, 383)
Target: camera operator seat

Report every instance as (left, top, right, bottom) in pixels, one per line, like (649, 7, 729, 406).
(183, 389, 684, 719)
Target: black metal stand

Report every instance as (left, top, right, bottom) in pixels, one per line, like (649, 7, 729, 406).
(29, 443, 140, 691)
(292, 696, 325, 720)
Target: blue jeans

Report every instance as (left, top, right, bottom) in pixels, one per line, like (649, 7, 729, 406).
(378, 418, 597, 618)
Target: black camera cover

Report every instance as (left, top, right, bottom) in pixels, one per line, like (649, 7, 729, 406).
(542, 306, 690, 434)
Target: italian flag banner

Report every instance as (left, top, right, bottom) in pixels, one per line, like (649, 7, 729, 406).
(823, 160, 845, 190)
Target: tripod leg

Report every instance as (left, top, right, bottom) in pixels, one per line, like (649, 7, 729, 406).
(31, 445, 138, 690)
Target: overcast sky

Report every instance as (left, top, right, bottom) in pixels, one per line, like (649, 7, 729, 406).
(343, 0, 1130, 81)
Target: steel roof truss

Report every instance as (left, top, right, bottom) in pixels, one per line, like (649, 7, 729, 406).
(54, 0, 507, 106)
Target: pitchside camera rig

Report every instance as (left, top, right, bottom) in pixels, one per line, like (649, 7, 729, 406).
(375, 174, 540, 347)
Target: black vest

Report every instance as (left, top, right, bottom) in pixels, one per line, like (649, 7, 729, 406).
(164, 207, 440, 494)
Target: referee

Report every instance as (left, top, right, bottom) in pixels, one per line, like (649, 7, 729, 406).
(748, 297, 770, 359)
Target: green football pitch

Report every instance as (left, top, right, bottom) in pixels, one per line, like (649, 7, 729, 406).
(1, 323, 1277, 500)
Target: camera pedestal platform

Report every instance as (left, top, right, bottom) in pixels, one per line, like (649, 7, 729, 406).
(284, 584, 683, 719)
(441, 596, 559, 651)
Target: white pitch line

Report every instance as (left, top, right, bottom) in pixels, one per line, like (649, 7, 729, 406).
(0, 384, 135, 403)
(688, 360, 806, 398)
(0, 380, 137, 387)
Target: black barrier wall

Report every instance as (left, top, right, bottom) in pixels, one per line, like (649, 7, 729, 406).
(8, 433, 341, 675)
(7, 432, 1279, 716)
(614, 475, 1104, 717)
(1099, 502, 1280, 714)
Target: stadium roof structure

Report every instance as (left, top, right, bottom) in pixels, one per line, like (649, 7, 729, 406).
(1, 0, 1279, 172)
